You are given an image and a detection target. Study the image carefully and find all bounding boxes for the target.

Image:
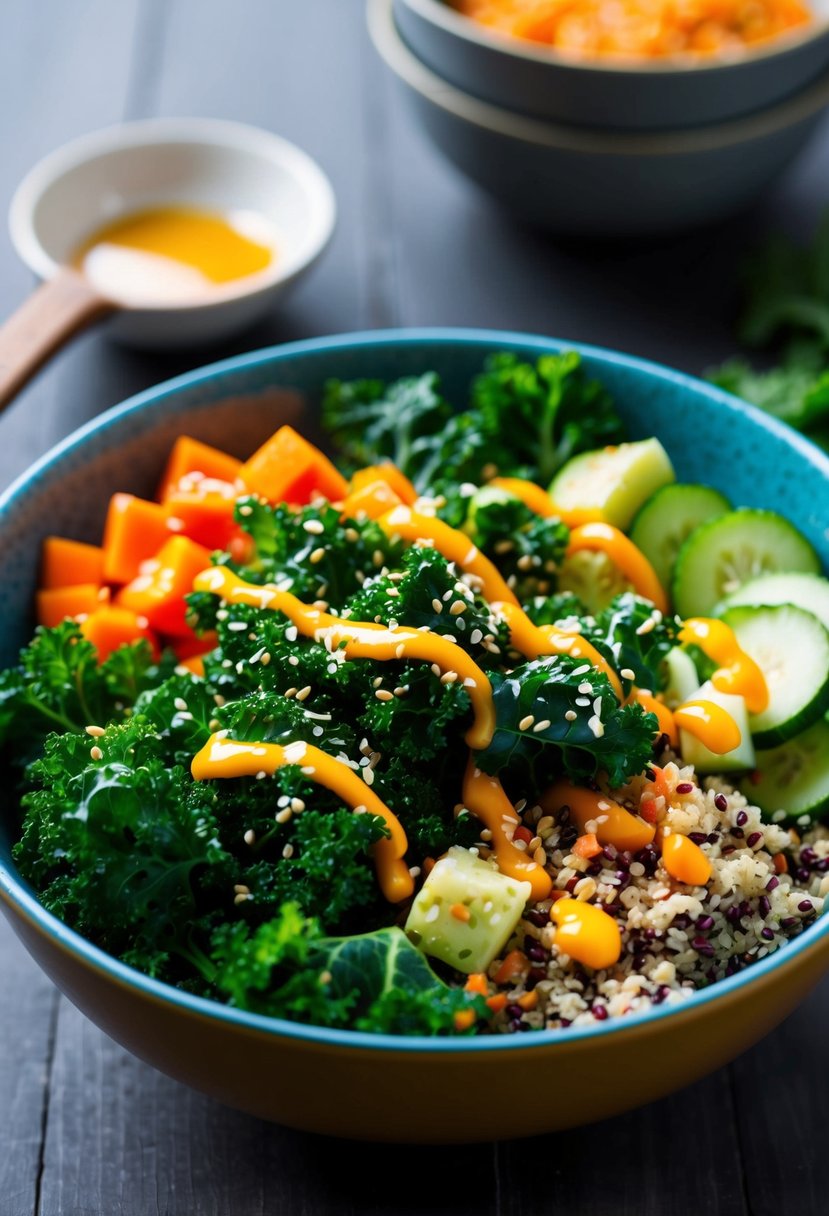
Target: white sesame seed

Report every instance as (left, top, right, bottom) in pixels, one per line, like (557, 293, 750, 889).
(174, 697, 188, 712)
(363, 767, 375, 786)
(227, 620, 247, 632)
(234, 893, 253, 906)
(620, 668, 636, 681)
(449, 601, 466, 615)
(375, 689, 394, 701)
(635, 618, 656, 635)
(85, 725, 105, 737)
(519, 715, 535, 731)
(244, 829, 256, 846)
(430, 663, 442, 678)
(533, 719, 551, 733)
(303, 519, 325, 534)
(275, 808, 293, 824)
(282, 844, 294, 859)
(89, 745, 103, 761)
(440, 671, 458, 685)
(578, 682, 593, 694)
(295, 686, 312, 701)
(470, 629, 483, 645)
(576, 697, 591, 707)
(309, 547, 326, 564)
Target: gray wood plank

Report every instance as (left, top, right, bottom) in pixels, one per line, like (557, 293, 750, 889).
(729, 975, 829, 1216)
(0, 919, 59, 1216)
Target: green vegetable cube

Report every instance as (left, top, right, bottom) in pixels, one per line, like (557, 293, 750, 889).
(404, 847, 531, 974)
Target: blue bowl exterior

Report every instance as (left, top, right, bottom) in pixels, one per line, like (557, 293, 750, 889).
(1, 327, 828, 1137)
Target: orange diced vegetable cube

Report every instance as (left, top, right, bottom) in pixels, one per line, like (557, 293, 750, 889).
(573, 832, 602, 859)
(351, 463, 418, 505)
(37, 584, 104, 628)
(41, 537, 104, 590)
(464, 972, 489, 996)
(165, 477, 239, 549)
(341, 479, 403, 521)
(80, 605, 158, 663)
(177, 654, 205, 676)
(453, 1008, 478, 1032)
(661, 832, 712, 886)
(172, 630, 219, 661)
(116, 535, 211, 637)
(493, 949, 529, 986)
(157, 436, 242, 502)
(239, 425, 348, 505)
(103, 494, 173, 584)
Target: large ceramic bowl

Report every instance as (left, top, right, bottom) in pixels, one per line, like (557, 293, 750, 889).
(370, 0, 829, 235)
(1, 329, 828, 1143)
(395, 0, 829, 131)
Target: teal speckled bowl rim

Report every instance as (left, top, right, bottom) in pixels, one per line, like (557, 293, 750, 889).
(1, 326, 828, 1055)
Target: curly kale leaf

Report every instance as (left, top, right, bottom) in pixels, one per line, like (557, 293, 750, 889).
(583, 594, 680, 697)
(221, 498, 403, 610)
(322, 353, 625, 494)
(464, 488, 569, 601)
(0, 621, 166, 766)
(523, 592, 587, 628)
(736, 214, 829, 350)
(708, 352, 829, 452)
(132, 673, 218, 764)
(343, 546, 508, 663)
(15, 720, 228, 981)
(322, 373, 454, 481)
(476, 655, 656, 791)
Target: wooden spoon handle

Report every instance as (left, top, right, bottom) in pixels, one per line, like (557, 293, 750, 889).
(0, 269, 115, 413)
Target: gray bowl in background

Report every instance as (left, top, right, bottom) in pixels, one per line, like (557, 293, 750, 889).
(395, 0, 829, 131)
(370, 0, 829, 236)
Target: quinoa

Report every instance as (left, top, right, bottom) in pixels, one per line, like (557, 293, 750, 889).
(483, 759, 828, 1032)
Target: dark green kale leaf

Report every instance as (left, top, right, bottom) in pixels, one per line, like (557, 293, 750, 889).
(15, 719, 228, 982)
(0, 622, 165, 766)
(737, 214, 829, 350)
(476, 655, 656, 792)
(708, 352, 829, 452)
(132, 672, 218, 764)
(464, 488, 569, 601)
(343, 546, 509, 663)
(321, 372, 453, 481)
(523, 592, 587, 628)
(583, 593, 679, 697)
(466, 351, 624, 484)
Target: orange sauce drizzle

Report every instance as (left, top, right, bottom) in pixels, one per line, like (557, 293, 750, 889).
(550, 899, 621, 969)
(540, 780, 655, 852)
(462, 758, 552, 899)
(567, 522, 669, 613)
(673, 700, 743, 754)
(494, 599, 623, 699)
(193, 566, 495, 749)
(191, 734, 413, 903)
(488, 476, 604, 529)
(376, 506, 519, 606)
(627, 688, 678, 746)
(678, 617, 769, 714)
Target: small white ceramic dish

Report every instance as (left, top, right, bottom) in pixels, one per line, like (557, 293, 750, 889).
(8, 117, 337, 349)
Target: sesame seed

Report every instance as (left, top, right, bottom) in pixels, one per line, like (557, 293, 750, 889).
(85, 725, 105, 737)
(533, 719, 551, 733)
(244, 829, 256, 846)
(291, 798, 306, 812)
(309, 547, 326, 564)
(295, 686, 312, 701)
(227, 620, 247, 632)
(288, 655, 300, 666)
(470, 629, 483, 645)
(234, 893, 252, 906)
(519, 715, 535, 731)
(89, 745, 103, 761)
(431, 598, 443, 613)
(635, 618, 656, 635)
(375, 689, 394, 701)
(282, 844, 294, 859)
(620, 668, 636, 681)
(285, 626, 298, 642)
(363, 767, 375, 786)
(449, 601, 466, 615)
(440, 671, 458, 685)
(275, 808, 293, 824)
(345, 528, 359, 542)
(395, 643, 405, 659)
(260, 652, 271, 666)
(303, 519, 325, 534)
(564, 710, 578, 721)
(233, 885, 250, 895)
(174, 697, 188, 712)
(576, 696, 591, 707)
(431, 663, 442, 678)
(588, 715, 605, 738)
(578, 682, 593, 694)
(255, 770, 267, 780)
(284, 687, 297, 698)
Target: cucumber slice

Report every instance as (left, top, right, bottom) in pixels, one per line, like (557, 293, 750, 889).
(630, 484, 730, 594)
(557, 549, 631, 615)
(749, 718, 829, 824)
(718, 572, 829, 632)
(661, 646, 700, 710)
(672, 509, 821, 619)
(678, 680, 755, 773)
(721, 604, 829, 747)
(548, 438, 675, 531)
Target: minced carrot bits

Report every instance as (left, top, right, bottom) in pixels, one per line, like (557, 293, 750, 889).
(451, 902, 472, 922)
(453, 0, 812, 60)
(453, 1008, 478, 1031)
(573, 832, 602, 859)
(465, 972, 489, 996)
(494, 949, 530, 985)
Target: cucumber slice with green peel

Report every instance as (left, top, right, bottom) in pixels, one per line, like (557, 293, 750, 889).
(548, 438, 675, 532)
(660, 646, 700, 709)
(749, 719, 829, 824)
(557, 549, 631, 615)
(630, 483, 730, 594)
(678, 680, 755, 773)
(717, 572, 829, 632)
(720, 604, 829, 747)
(672, 509, 821, 619)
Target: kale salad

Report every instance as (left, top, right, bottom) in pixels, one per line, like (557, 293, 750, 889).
(3, 352, 828, 1037)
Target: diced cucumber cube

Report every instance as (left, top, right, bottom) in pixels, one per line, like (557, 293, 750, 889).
(404, 847, 532, 974)
(548, 438, 675, 531)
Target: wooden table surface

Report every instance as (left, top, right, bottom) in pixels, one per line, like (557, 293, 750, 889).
(1, 2, 828, 1212)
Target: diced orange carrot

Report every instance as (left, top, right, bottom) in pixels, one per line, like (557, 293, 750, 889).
(485, 993, 509, 1013)
(517, 990, 538, 1011)
(661, 832, 712, 886)
(165, 477, 239, 549)
(640, 798, 659, 825)
(649, 764, 673, 803)
(157, 436, 242, 502)
(464, 973, 489, 996)
(573, 832, 602, 860)
(172, 630, 219, 661)
(341, 479, 403, 521)
(450, 903, 472, 923)
(102, 494, 173, 584)
(37, 584, 104, 628)
(177, 654, 205, 676)
(422, 857, 436, 877)
(227, 531, 256, 566)
(350, 463, 418, 505)
(80, 605, 158, 663)
(773, 852, 789, 875)
(41, 537, 104, 590)
(239, 425, 348, 505)
(494, 950, 530, 986)
(453, 1008, 478, 1032)
(116, 535, 211, 637)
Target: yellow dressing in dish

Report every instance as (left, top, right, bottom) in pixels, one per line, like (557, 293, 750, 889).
(462, 758, 553, 899)
(567, 522, 669, 613)
(193, 566, 496, 749)
(494, 599, 623, 699)
(489, 476, 605, 528)
(191, 734, 413, 903)
(550, 899, 621, 970)
(673, 700, 743, 754)
(74, 205, 276, 306)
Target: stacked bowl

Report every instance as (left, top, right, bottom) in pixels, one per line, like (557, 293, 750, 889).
(368, 0, 829, 234)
